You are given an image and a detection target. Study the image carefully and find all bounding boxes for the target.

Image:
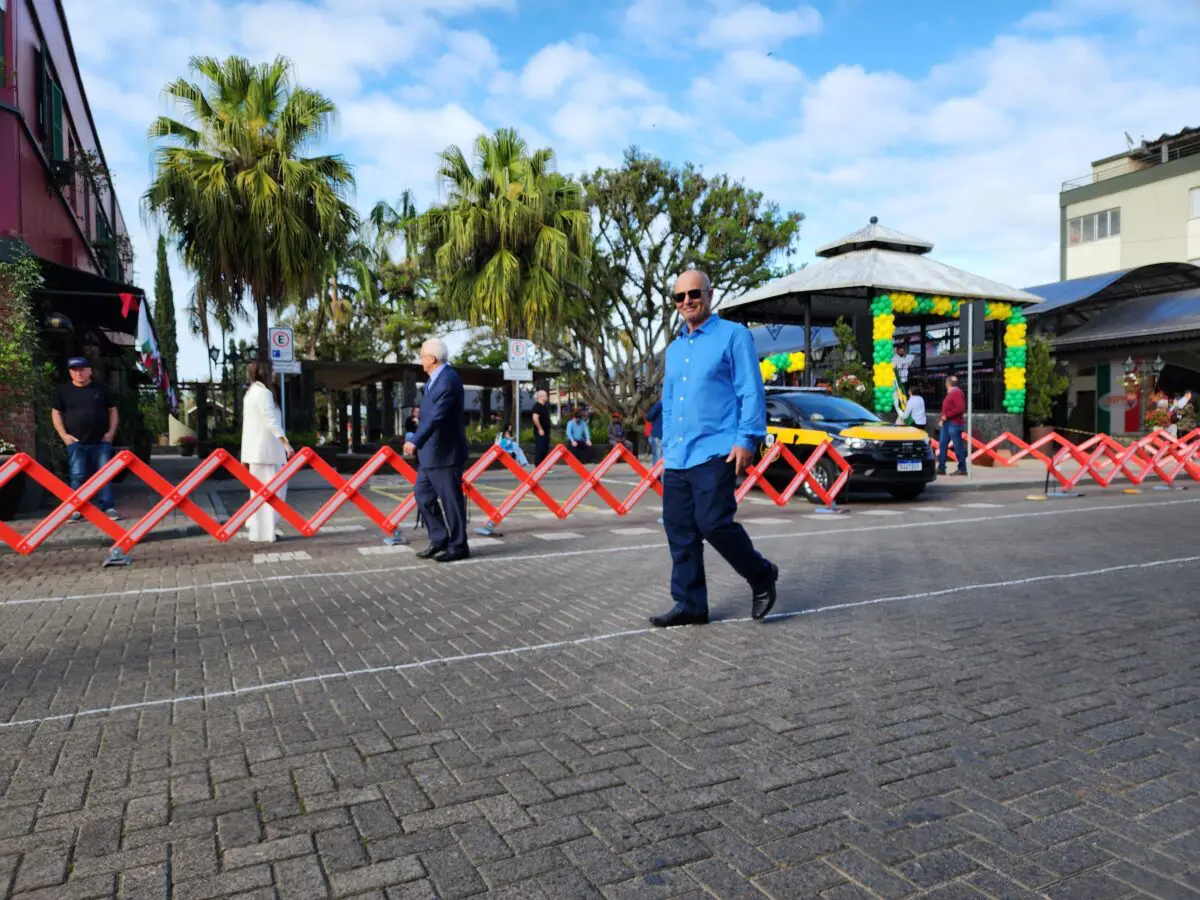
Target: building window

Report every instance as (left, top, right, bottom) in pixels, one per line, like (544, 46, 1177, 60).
(0, 0, 7, 87)
(1190, 187, 1200, 219)
(1067, 208, 1121, 245)
(35, 43, 66, 162)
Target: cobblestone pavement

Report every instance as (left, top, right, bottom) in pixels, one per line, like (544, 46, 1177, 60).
(0, 487, 1197, 898)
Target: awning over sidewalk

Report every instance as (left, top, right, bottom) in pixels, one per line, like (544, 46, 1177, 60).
(1053, 288, 1200, 350)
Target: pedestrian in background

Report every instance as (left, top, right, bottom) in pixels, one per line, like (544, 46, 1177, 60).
(240, 360, 293, 542)
(531, 389, 551, 466)
(650, 269, 778, 628)
(51, 357, 121, 521)
(404, 338, 470, 563)
(937, 375, 967, 476)
(566, 408, 593, 463)
(608, 412, 633, 453)
(646, 399, 663, 465)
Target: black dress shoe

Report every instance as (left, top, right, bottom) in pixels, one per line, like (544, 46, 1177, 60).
(434, 547, 470, 563)
(649, 607, 708, 627)
(416, 543, 446, 559)
(752, 563, 779, 621)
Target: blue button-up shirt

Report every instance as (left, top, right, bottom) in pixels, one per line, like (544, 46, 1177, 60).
(565, 418, 591, 443)
(662, 314, 765, 470)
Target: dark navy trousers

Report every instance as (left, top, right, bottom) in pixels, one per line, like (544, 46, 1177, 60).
(662, 455, 773, 617)
(414, 464, 468, 553)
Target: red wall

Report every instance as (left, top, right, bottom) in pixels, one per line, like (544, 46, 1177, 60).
(0, 0, 130, 277)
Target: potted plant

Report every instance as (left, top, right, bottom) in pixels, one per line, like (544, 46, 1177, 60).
(1025, 333, 1069, 441)
(177, 434, 198, 457)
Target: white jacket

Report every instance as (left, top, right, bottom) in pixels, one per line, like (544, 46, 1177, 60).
(240, 382, 287, 466)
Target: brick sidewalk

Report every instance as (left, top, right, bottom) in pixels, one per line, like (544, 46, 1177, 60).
(0, 491, 1197, 897)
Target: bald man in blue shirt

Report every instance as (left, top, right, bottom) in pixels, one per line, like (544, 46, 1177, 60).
(651, 269, 778, 628)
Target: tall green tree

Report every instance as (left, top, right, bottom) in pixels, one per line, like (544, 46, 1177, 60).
(144, 55, 357, 360)
(152, 235, 179, 392)
(413, 128, 590, 342)
(555, 148, 803, 421)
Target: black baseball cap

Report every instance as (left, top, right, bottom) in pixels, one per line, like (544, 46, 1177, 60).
(67, 357, 90, 369)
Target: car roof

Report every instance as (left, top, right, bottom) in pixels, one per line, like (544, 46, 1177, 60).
(765, 385, 830, 393)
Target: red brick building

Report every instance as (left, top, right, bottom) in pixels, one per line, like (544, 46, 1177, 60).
(1, 0, 166, 459)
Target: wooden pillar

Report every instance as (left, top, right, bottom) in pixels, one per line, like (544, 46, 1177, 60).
(992, 321, 1004, 411)
(351, 388, 363, 452)
(366, 382, 379, 442)
(803, 305, 813, 387)
(196, 384, 209, 441)
(299, 366, 316, 433)
(337, 391, 349, 447)
(381, 380, 395, 439)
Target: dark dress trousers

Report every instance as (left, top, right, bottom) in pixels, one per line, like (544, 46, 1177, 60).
(411, 366, 469, 552)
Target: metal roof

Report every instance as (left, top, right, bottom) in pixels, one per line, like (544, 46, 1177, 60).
(1053, 288, 1200, 350)
(1024, 262, 1200, 317)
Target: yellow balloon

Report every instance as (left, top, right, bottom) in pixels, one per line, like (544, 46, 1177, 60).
(787, 351, 806, 372)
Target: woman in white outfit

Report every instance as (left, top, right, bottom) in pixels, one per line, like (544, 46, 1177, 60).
(240, 361, 293, 542)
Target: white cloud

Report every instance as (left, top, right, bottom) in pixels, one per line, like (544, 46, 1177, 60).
(517, 43, 598, 100)
(699, 3, 822, 48)
(689, 49, 806, 118)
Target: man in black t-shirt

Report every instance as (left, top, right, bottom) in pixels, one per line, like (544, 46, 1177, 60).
(531, 390, 551, 466)
(51, 357, 121, 520)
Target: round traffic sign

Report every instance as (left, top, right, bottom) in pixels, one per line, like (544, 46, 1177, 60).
(271, 330, 291, 348)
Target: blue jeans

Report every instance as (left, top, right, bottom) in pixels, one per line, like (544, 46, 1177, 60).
(938, 423, 966, 474)
(66, 441, 115, 509)
(650, 436, 663, 465)
(662, 455, 774, 617)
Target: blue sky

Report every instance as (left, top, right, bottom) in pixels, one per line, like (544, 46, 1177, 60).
(59, 0, 1200, 380)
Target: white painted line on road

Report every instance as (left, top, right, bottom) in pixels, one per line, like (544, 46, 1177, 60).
(911, 506, 953, 513)
(320, 524, 368, 534)
(252, 551, 312, 564)
(472, 537, 502, 546)
(9, 496, 1199, 607)
(5, 552, 1198, 731)
(610, 527, 657, 535)
(357, 545, 413, 555)
(961, 502, 1003, 509)
(533, 531, 584, 541)
(857, 510, 904, 517)
(530, 512, 559, 520)
(742, 517, 791, 525)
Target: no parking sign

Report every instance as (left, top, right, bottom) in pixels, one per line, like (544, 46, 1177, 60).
(269, 326, 293, 362)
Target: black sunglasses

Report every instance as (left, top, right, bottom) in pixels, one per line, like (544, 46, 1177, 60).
(672, 288, 707, 304)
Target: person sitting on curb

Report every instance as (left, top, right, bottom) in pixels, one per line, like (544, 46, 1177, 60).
(495, 425, 531, 467)
(566, 408, 593, 463)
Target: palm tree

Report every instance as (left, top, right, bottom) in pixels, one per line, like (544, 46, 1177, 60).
(413, 128, 590, 341)
(144, 55, 357, 360)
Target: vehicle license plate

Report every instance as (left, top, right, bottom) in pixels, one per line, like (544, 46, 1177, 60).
(897, 459, 922, 473)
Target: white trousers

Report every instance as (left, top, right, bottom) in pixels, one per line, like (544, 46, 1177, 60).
(246, 462, 287, 542)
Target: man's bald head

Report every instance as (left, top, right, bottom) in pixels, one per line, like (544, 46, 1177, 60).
(672, 269, 714, 332)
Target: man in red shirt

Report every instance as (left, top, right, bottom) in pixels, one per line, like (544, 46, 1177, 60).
(937, 375, 967, 476)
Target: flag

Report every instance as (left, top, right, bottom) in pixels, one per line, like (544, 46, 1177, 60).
(130, 295, 178, 413)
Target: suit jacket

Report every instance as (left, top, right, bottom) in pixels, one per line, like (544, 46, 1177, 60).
(240, 382, 287, 466)
(412, 366, 468, 468)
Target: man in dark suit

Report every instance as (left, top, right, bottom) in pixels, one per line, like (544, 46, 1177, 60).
(404, 338, 470, 562)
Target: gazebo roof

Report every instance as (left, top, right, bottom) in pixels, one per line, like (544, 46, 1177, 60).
(721, 218, 1042, 326)
(814, 220, 934, 258)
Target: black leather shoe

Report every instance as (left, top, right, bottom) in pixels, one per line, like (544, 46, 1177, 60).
(416, 543, 446, 559)
(752, 563, 779, 621)
(649, 607, 708, 627)
(434, 547, 470, 563)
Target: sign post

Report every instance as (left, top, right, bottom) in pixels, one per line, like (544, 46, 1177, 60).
(507, 339, 531, 445)
(269, 326, 294, 431)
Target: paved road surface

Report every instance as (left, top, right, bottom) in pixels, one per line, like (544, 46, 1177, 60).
(0, 487, 1197, 898)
